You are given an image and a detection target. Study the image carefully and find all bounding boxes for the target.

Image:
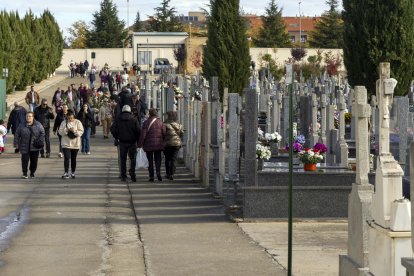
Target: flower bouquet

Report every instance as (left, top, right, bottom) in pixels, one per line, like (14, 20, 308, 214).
(297, 143, 326, 171)
(258, 128, 282, 146)
(285, 134, 305, 153)
(256, 143, 271, 160)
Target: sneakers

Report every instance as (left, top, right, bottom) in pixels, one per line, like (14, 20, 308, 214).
(46, 153, 50, 158)
(130, 175, 136, 182)
(58, 152, 63, 158)
(21, 175, 28, 179)
(70, 173, 76, 179)
(157, 175, 162, 182)
(29, 173, 35, 179)
(62, 172, 70, 179)
(86, 152, 91, 155)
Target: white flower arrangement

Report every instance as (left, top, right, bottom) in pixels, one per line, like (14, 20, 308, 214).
(161, 82, 169, 88)
(256, 143, 271, 160)
(258, 128, 282, 144)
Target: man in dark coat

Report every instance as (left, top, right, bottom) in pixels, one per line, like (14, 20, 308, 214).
(110, 105, 140, 182)
(15, 112, 45, 178)
(34, 98, 55, 158)
(7, 102, 27, 153)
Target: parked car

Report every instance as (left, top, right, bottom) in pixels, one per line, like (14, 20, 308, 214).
(154, 58, 172, 74)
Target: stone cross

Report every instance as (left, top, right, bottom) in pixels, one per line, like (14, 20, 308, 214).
(354, 86, 371, 185)
(338, 86, 374, 275)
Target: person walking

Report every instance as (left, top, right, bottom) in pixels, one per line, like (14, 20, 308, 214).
(138, 108, 166, 182)
(25, 86, 40, 112)
(0, 119, 7, 154)
(7, 102, 27, 153)
(131, 93, 147, 124)
(163, 111, 183, 180)
(15, 112, 45, 179)
(34, 98, 55, 158)
(110, 105, 140, 182)
(53, 103, 69, 158)
(77, 104, 94, 154)
(58, 110, 84, 179)
(99, 98, 113, 139)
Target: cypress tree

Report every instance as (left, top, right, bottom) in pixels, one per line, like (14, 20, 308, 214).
(343, 0, 414, 96)
(22, 11, 38, 85)
(203, 0, 251, 99)
(148, 0, 183, 32)
(308, 0, 343, 48)
(87, 0, 128, 48)
(254, 0, 291, 48)
(0, 12, 18, 92)
(132, 11, 144, 32)
(42, 10, 64, 74)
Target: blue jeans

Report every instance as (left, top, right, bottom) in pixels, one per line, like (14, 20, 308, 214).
(29, 103, 37, 112)
(81, 127, 91, 153)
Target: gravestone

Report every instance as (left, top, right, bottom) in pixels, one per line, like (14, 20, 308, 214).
(281, 96, 289, 146)
(243, 89, 258, 187)
(300, 96, 310, 147)
(401, 143, 414, 275)
(336, 92, 349, 167)
(369, 63, 411, 276)
(320, 93, 327, 144)
(394, 96, 409, 171)
(310, 93, 319, 146)
(326, 103, 336, 163)
(339, 86, 374, 275)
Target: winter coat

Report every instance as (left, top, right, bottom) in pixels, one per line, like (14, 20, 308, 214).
(15, 121, 45, 154)
(58, 119, 84, 149)
(53, 111, 68, 133)
(34, 105, 55, 129)
(164, 121, 184, 147)
(110, 112, 140, 144)
(25, 91, 40, 105)
(77, 109, 94, 129)
(138, 116, 166, 152)
(7, 106, 27, 134)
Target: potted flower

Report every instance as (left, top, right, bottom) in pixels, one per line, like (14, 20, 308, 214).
(297, 144, 326, 171)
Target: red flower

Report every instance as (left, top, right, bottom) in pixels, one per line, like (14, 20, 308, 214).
(305, 148, 311, 151)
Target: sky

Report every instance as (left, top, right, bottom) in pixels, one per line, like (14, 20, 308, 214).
(1, 0, 341, 38)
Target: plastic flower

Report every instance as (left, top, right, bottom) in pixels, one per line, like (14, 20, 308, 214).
(313, 143, 328, 154)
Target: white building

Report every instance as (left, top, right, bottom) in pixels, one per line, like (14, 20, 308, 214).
(132, 32, 188, 72)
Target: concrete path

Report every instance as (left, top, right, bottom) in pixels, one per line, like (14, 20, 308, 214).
(131, 165, 286, 276)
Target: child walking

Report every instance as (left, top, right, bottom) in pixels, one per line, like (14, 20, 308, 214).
(0, 119, 7, 154)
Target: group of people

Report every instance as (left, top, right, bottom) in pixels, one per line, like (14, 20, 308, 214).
(69, 60, 89, 78)
(4, 80, 182, 183)
(111, 105, 183, 182)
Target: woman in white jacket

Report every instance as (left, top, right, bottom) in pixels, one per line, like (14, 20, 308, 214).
(58, 110, 84, 179)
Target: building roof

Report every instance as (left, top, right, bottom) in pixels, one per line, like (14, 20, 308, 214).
(242, 15, 321, 33)
(283, 17, 320, 32)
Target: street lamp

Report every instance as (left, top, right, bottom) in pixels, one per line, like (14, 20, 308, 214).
(299, 1, 302, 48)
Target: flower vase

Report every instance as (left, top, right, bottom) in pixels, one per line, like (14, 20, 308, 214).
(257, 159, 264, 171)
(304, 163, 317, 171)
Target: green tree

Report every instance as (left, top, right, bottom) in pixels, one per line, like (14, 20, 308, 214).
(87, 0, 127, 48)
(255, 0, 291, 48)
(343, 0, 414, 96)
(132, 11, 144, 32)
(0, 12, 18, 92)
(67, 20, 89, 48)
(308, 0, 343, 48)
(41, 10, 64, 75)
(147, 0, 183, 32)
(203, 0, 251, 99)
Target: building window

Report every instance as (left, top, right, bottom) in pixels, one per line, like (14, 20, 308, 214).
(194, 16, 198, 22)
(301, 35, 307, 43)
(138, 51, 152, 65)
(290, 36, 296, 43)
(289, 23, 299, 27)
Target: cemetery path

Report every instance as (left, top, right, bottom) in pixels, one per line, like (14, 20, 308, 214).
(130, 165, 286, 276)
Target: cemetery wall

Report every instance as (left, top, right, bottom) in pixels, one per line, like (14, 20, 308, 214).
(57, 47, 344, 74)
